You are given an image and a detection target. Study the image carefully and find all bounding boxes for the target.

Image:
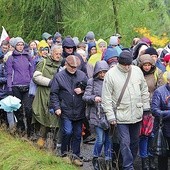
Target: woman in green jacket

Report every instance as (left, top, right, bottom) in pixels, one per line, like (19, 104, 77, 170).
(32, 45, 63, 148)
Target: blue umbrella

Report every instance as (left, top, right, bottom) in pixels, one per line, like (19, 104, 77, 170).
(0, 96, 21, 112)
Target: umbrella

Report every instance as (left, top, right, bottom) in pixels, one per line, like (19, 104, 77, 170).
(0, 95, 21, 112)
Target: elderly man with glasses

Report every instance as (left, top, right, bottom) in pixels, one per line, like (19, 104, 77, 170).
(50, 55, 87, 166)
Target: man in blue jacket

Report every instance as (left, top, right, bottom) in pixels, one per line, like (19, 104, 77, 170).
(50, 55, 87, 166)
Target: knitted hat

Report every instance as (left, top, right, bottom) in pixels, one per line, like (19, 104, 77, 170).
(38, 40, 49, 50)
(140, 37, 152, 46)
(9, 37, 15, 47)
(42, 32, 52, 40)
(72, 37, 80, 46)
(66, 55, 81, 67)
(139, 54, 155, 67)
(163, 53, 170, 62)
(53, 32, 61, 39)
(13, 37, 25, 48)
(118, 50, 133, 65)
(145, 47, 158, 56)
(104, 48, 118, 62)
(86, 31, 95, 40)
(109, 36, 118, 46)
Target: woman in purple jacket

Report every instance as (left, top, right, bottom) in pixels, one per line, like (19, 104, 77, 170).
(6, 37, 33, 137)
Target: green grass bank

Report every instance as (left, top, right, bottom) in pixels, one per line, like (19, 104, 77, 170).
(0, 129, 78, 170)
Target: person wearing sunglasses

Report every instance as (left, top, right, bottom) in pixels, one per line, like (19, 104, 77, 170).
(62, 36, 87, 74)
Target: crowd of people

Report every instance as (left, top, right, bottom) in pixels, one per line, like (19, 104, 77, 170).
(0, 30, 170, 170)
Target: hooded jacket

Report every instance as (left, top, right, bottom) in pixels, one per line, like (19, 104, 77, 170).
(138, 54, 164, 99)
(88, 39, 107, 66)
(62, 37, 87, 73)
(32, 56, 62, 127)
(83, 61, 109, 126)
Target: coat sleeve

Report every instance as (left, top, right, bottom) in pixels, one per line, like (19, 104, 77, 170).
(33, 60, 51, 86)
(6, 56, 13, 91)
(28, 56, 34, 78)
(152, 89, 170, 120)
(0, 64, 7, 84)
(82, 78, 96, 104)
(139, 69, 150, 110)
(101, 72, 116, 122)
(50, 73, 61, 112)
(33, 71, 51, 86)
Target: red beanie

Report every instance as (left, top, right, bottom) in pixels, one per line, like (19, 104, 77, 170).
(163, 53, 170, 62)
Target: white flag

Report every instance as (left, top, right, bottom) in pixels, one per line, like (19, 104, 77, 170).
(0, 26, 9, 45)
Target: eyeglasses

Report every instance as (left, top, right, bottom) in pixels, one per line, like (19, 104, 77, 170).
(40, 47, 49, 51)
(65, 46, 73, 49)
(16, 43, 24, 46)
(67, 62, 77, 69)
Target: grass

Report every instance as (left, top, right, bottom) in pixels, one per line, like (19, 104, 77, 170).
(0, 129, 78, 170)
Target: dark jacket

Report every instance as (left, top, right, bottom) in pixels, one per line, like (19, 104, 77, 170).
(0, 62, 8, 99)
(6, 50, 33, 91)
(50, 69, 87, 121)
(152, 84, 170, 137)
(62, 37, 87, 73)
(82, 61, 109, 126)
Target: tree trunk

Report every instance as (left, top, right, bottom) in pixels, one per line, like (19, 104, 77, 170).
(112, 0, 119, 34)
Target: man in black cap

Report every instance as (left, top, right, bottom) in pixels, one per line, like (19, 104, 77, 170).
(102, 50, 150, 169)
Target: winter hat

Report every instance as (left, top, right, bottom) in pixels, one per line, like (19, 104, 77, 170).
(145, 47, 158, 56)
(66, 55, 81, 67)
(109, 36, 118, 46)
(13, 37, 25, 48)
(42, 32, 52, 40)
(72, 37, 80, 46)
(37, 40, 49, 51)
(140, 37, 152, 46)
(88, 42, 96, 53)
(115, 33, 122, 38)
(53, 32, 62, 39)
(139, 54, 155, 67)
(86, 31, 95, 41)
(163, 53, 170, 62)
(9, 37, 15, 47)
(118, 50, 133, 65)
(104, 48, 118, 62)
(93, 60, 109, 77)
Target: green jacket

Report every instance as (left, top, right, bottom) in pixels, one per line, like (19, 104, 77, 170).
(32, 56, 61, 127)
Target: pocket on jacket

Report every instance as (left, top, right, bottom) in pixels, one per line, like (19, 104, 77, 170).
(136, 102, 143, 119)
